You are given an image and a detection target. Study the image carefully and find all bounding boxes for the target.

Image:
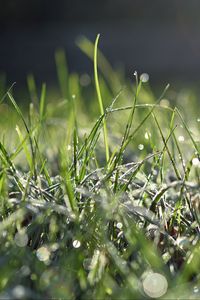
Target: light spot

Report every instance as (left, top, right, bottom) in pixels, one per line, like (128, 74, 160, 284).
(36, 246, 50, 262)
(142, 272, 168, 298)
(192, 158, 200, 167)
(140, 73, 149, 83)
(178, 135, 185, 142)
(30, 273, 37, 281)
(67, 145, 71, 151)
(20, 266, 31, 277)
(72, 94, 76, 99)
(144, 132, 151, 140)
(12, 285, 26, 299)
(14, 231, 28, 247)
(106, 288, 112, 295)
(80, 74, 91, 87)
(73, 240, 81, 248)
(116, 222, 123, 229)
(138, 144, 144, 151)
(197, 118, 200, 123)
(160, 99, 170, 107)
(152, 169, 158, 176)
(51, 243, 59, 252)
(2, 231, 7, 238)
(194, 286, 199, 293)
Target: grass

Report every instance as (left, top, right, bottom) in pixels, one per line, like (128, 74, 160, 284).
(0, 35, 200, 299)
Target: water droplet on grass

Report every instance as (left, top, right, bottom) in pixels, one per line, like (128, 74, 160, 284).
(80, 74, 91, 86)
(36, 246, 50, 261)
(144, 132, 151, 140)
(20, 265, 31, 277)
(12, 285, 26, 299)
(116, 222, 123, 229)
(106, 288, 112, 295)
(192, 158, 200, 167)
(178, 135, 185, 142)
(152, 169, 158, 176)
(73, 240, 81, 248)
(140, 73, 149, 83)
(142, 272, 168, 298)
(2, 230, 7, 237)
(160, 99, 170, 107)
(138, 144, 144, 151)
(51, 243, 59, 252)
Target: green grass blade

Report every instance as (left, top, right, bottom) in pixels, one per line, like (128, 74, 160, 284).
(94, 34, 109, 163)
(76, 35, 120, 93)
(39, 83, 46, 121)
(55, 48, 69, 99)
(27, 73, 38, 106)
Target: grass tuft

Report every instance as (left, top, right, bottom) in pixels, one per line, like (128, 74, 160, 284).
(0, 36, 199, 299)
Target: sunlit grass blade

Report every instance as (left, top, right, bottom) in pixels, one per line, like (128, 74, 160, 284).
(7, 91, 36, 178)
(76, 35, 120, 93)
(94, 34, 110, 163)
(153, 112, 181, 180)
(27, 73, 38, 106)
(39, 83, 46, 121)
(16, 125, 33, 170)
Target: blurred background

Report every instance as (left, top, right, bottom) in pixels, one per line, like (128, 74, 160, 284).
(1, 0, 200, 87)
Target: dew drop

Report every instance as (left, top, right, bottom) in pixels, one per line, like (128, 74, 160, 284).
(160, 99, 170, 107)
(192, 158, 200, 167)
(142, 272, 168, 298)
(144, 132, 151, 140)
(80, 74, 91, 87)
(140, 73, 149, 83)
(152, 169, 158, 176)
(178, 135, 185, 142)
(116, 222, 123, 229)
(73, 240, 81, 248)
(2, 230, 7, 238)
(51, 243, 59, 252)
(106, 288, 112, 295)
(138, 144, 144, 151)
(134, 71, 138, 77)
(30, 273, 37, 281)
(20, 265, 31, 277)
(12, 285, 26, 299)
(36, 246, 50, 262)
(14, 231, 28, 247)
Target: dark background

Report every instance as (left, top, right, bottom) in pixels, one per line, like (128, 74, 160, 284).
(1, 0, 200, 86)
